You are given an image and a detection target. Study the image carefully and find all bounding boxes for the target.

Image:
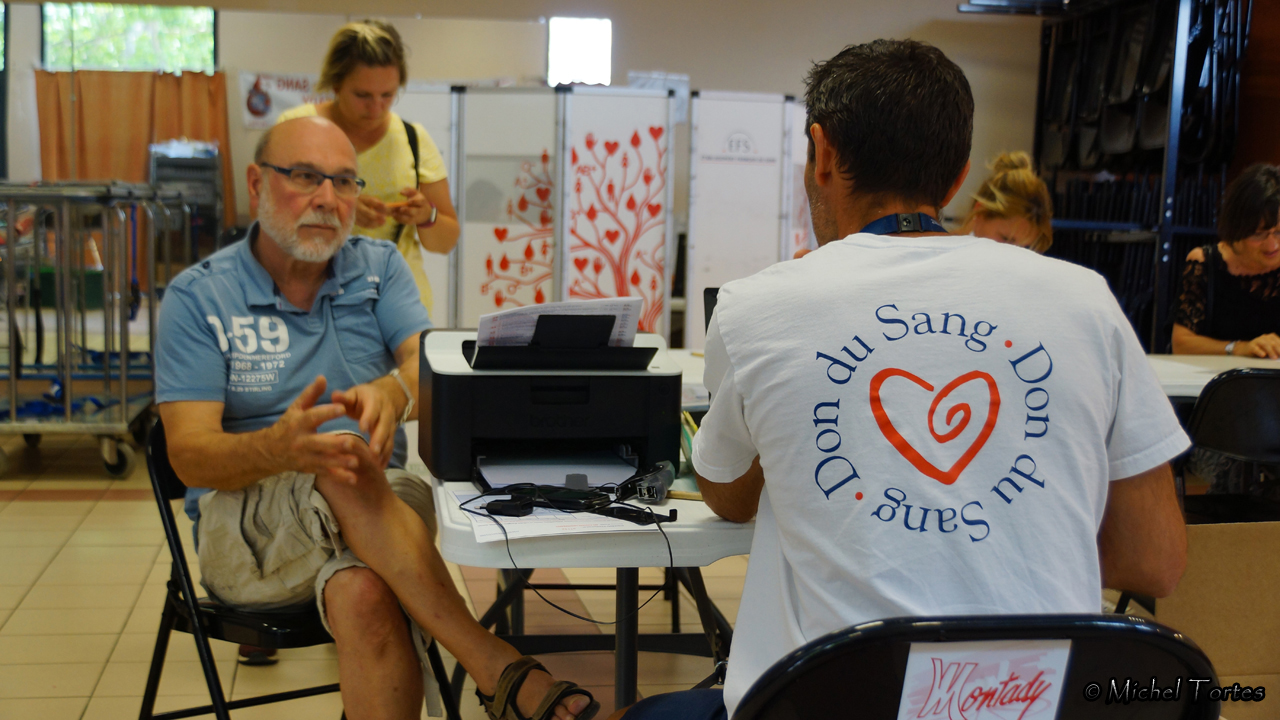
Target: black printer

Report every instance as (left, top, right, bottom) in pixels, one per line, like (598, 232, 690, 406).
(418, 327, 682, 482)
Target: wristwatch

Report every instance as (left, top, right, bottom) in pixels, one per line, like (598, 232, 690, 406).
(1225, 341, 1237, 356)
(418, 203, 438, 228)
(388, 368, 415, 425)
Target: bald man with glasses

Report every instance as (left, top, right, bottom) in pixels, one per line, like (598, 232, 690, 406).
(155, 116, 599, 720)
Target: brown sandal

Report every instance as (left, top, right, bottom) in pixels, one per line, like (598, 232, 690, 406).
(477, 656, 600, 720)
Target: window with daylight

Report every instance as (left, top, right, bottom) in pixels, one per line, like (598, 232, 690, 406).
(547, 17, 611, 86)
(43, 3, 215, 72)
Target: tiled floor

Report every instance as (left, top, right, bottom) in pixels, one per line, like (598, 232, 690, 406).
(0, 433, 738, 719)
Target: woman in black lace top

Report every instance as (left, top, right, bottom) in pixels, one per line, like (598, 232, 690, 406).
(1172, 163, 1280, 358)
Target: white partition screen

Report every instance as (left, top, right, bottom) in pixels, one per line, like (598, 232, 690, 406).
(396, 85, 457, 328)
(685, 91, 788, 350)
(558, 86, 675, 337)
(457, 88, 558, 328)
(782, 99, 817, 260)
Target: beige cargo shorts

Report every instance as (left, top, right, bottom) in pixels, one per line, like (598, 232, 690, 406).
(196, 467, 444, 715)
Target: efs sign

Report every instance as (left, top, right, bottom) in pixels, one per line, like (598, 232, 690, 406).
(239, 72, 333, 130)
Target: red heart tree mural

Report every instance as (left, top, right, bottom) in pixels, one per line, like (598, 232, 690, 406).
(567, 126, 668, 331)
(483, 150, 554, 308)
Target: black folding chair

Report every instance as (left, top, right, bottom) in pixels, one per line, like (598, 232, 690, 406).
(1180, 367, 1280, 524)
(143, 419, 461, 720)
(734, 614, 1220, 720)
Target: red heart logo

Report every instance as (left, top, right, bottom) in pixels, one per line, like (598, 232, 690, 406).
(574, 257, 589, 272)
(605, 141, 620, 156)
(605, 230, 620, 243)
(649, 126, 664, 141)
(647, 203, 662, 217)
(869, 368, 1000, 486)
(494, 228, 508, 241)
(536, 187, 550, 202)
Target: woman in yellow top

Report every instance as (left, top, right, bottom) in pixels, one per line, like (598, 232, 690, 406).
(278, 20, 459, 313)
(959, 151, 1053, 253)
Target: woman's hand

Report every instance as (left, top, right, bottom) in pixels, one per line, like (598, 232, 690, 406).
(387, 187, 434, 227)
(1239, 333, 1280, 359)
(356, 196, 389, 229)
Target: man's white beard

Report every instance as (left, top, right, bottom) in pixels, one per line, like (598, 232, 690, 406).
(258, 181, 353, 263)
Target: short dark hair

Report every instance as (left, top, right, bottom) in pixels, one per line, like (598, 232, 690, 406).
(1219, 163, 1280, 245)
(804, 40, 974, 209)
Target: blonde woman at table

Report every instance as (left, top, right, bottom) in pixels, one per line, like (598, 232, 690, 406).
(277, 19, 460, 314)
(958, 151, 1053, 253)
(1172, 163, 1280, 359)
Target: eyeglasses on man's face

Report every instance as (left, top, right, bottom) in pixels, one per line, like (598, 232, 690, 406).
(260, 163, 366, 198)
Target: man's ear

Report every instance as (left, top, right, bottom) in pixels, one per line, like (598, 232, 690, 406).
(247, 164, 263, 217)
(940, 159, 972, 208)
(810, 123, 838, 188)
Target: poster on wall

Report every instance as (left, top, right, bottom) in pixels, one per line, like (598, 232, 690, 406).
(396, 85, 457, 328)
(560, 87, 674, 337)
(238, 72, 331, 130)
(458, 89, 558, 329)
(782, 99, 818, 260)
(686, 91, 787, 350)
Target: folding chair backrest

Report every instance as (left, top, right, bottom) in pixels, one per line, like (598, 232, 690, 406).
(733, 614, 1219, 720)
(148, 420, 190, 503)
(1186, 368, 1280, 464)
(146, 419, 202, 597)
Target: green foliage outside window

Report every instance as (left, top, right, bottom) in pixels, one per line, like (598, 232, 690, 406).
(43, 3, 214, 72)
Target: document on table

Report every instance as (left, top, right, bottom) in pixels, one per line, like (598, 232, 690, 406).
(476, 298, 643, 347)
(453, 491, 657, 543)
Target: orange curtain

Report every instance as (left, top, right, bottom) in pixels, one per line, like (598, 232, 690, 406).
(35, 70, 237, 290)
(35, 69, 237, 228)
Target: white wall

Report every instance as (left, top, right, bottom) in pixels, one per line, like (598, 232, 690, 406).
(6, 3, 43, 182)
(9, 0, 1042, 227)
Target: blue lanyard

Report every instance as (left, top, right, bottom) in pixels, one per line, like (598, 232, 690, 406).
(860, 213, 948, 235)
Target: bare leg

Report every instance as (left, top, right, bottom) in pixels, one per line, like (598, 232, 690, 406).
(326, 566, 423, 720)
(314, 449, 590, 720)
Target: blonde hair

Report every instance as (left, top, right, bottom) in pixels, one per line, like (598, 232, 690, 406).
(961, 151, 1054, 253)
(317, 20, 408, 93)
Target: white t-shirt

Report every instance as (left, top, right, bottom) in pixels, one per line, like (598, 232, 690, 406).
(692, 233, 1189, 716)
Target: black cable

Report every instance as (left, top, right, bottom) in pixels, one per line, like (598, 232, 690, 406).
(459, 485, 676, 626)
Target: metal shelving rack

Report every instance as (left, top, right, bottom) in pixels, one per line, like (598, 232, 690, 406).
(962, 0, 1252, 350)
(0, 182, 188, 477)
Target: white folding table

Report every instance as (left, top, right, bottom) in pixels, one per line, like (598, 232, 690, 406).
(405, 422, 753, 708)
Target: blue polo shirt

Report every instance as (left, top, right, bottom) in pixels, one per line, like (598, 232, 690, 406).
(155, 225, 431, 519)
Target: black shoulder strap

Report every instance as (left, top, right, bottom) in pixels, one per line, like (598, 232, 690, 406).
(403, 118, 420, 174)
(394, 118, 421, 245)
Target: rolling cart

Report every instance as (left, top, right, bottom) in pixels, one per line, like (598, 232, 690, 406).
(0, 182, 188, 477)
